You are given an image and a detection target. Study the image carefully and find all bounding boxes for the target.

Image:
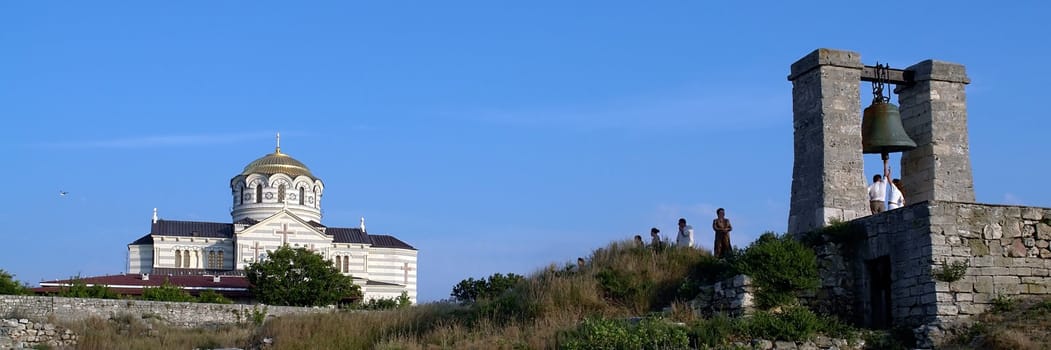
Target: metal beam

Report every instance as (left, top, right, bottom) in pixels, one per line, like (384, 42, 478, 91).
(860, 65, 913, 85)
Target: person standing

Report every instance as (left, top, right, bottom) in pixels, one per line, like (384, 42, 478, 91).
(649, 228, 663, 251)
(888, 179, 905, 210)
(867, 165, 891, 214)
(676, 218, 694, 248)
(712, 208, 733, 258)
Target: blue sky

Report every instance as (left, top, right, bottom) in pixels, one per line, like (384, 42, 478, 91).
(2, 2, 1049, 302)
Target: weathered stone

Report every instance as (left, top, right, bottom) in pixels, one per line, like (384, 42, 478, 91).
(1022, 207, 1043, 220)
(1037, 223, 1051, 240)
(983, 223, 1003, 240)
(753, 339, 774, 349)
(1003, 221, 1023, 238)
(968, 239, 989, 256)
(974, 276, 993, 293)
(773, 340, 798, 349)
(797, 342, 819, 350)
(1009, 239, 1028, 257)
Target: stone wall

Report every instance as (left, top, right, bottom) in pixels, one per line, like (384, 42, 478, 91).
(807, 200, 1051, 347)
(805, 201, 935, 328)
(0, 295, 333, 328)
(691, 274, 755, 317)
(927, 202, 1051, 324)
(0, 318, 77, 349)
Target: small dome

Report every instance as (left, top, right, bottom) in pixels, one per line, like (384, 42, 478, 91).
(242, 150, 315, 179)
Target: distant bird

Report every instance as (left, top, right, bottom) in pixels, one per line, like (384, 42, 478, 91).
(59, 191, 68, 197)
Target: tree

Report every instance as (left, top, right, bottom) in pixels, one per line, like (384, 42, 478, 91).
(197, 289, 232, 304)
(246, 246, 361, 306)
(451, 273, 524, 303)
(142, 279, 195, 302)
(58, 275, 120, 299)
(0, 269, 29, 295)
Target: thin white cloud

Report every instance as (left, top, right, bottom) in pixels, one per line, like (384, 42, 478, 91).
(34, 131, 278, 149)
(1003, 192, 1023, 205)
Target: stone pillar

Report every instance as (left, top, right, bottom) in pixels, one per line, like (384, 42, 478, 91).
(787, 49, 868, 235)
(896, 60, 975, 204)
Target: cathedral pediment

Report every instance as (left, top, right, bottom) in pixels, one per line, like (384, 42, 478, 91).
(236, 210, 331, 242)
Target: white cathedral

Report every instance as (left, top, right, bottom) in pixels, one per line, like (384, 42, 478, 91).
(125, 138, 418, 303)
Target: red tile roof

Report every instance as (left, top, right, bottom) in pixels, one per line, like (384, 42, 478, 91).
(38, 273, 251, 290)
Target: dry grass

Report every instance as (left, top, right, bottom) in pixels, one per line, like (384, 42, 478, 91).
(945, 296, 1051, 350)
(58, 240, 718, 349)
(65, 313, 254, 350)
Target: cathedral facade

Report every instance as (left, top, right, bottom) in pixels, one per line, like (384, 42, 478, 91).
(125, 141, 418, 303)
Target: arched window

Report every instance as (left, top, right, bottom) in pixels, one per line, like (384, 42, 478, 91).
(343, 255, 349, 273)
(255, 185, 263, 204)
(335, 256, 341, 270)
(278, 184, 286, 203)
(299, 187, 305, 205)
(175, 250, 182, 268)
(239, 185, 245, 205)
(208, 251, 216, 269)
(183, 250, 190, 268)
(217, 251, 224, 269)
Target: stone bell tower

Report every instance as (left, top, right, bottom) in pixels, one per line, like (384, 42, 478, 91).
(786, 48, 975, 235)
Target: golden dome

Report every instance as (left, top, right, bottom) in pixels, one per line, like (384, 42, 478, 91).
(241, 150, 315, 179)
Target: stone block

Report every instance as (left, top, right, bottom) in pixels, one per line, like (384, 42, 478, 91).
(983, 223, 1003, 240)
(1038, 223, 1051, 240)
(958, 303, 986, 315)
(994, 275, 1021, 285)
(936, 304, 959, 315)
(1009, 267, 1033, 276)
(951, 282, 974, 293)
(1027, 283, 1049, 294)
(974, 276, 994, 293)
(1004, 221, 1023, 238)
(1009, 239, 1028, 257)
(1023, 207, 1043, 220)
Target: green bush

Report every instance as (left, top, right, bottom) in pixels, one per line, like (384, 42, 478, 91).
(451, 273, 524, 303)
(746, 307, 821, 341)
(57, 276, 120, 299)
(0, 269, 30, 295)
(196, 289, 232, 304)
(932, 258, 969, 282)
(688, 314, 741, 348)
(595, 268, 651, 306)
(737, 232, 819, 309)
(559, 317, 688, 350)
(141, 280, 195, 302)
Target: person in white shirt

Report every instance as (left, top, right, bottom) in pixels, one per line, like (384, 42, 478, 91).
(888, 179, 905, 210)
(867, 166, 891, 214)
(676, 218, 694, 248)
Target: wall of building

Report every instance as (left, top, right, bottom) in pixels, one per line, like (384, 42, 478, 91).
(127, 245, 152, 274)
(366, 247, 418, 303)
(0, 295, 332, 328)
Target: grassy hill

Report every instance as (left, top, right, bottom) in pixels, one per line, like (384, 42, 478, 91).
(61, 238, 1051, 349)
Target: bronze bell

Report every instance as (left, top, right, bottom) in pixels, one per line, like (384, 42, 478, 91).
(861, 99, 916, 154)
